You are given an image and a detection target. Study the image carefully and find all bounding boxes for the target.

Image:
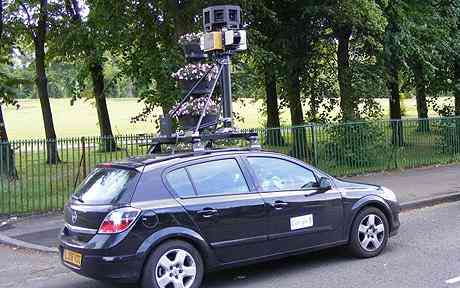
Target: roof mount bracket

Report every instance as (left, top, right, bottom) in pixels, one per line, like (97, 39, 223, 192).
(147, 131, 259, 154)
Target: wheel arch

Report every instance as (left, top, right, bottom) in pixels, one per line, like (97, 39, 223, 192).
(137, 227, 218, 273)
(348, 196, 394, 242)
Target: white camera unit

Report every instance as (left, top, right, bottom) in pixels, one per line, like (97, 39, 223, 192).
(201, 5, 247, 53)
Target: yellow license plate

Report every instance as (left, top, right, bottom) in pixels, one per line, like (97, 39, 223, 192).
(63, 249, 82, 268)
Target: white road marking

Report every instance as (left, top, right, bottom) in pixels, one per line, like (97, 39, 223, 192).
(446, 276, 460, 284)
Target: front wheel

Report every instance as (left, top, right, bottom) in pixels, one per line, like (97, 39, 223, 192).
(142, 240, 204, 288)
(348, 207, 389, 258)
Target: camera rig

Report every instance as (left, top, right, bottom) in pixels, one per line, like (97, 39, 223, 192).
(148, 5, 258, 154)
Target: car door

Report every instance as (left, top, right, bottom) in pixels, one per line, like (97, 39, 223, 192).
(165, 157, 268, 263)
(245, 156, 344, 255)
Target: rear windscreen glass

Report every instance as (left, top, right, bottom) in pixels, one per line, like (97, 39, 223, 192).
(73, 168, 138, 204)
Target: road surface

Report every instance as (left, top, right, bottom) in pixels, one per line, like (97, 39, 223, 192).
(1, 202, 459, 288)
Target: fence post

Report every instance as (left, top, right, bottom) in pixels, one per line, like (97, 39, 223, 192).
(81, 137, 87, 179)
(311, 124, 318, 167)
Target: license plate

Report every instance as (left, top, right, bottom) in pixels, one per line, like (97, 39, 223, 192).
(63, 249, 82, 268)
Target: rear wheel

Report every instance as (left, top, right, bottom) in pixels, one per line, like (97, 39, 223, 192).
(348, 207, 389, 258)
(142, 240, 204, 288)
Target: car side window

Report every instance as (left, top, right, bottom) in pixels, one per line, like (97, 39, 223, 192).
(166, 168, 196, 198)
(247, 157, 318, 192)
(187, 159, 249, 197)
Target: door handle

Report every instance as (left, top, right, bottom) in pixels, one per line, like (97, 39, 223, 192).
(271, 200, 288, 210)
(197, 208, 219, 218)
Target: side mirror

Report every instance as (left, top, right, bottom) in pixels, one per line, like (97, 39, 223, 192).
(319, 177, 332, 191)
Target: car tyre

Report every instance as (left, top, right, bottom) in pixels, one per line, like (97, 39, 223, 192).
(348, 207, 389, 258)
(141, 240, 204, 288)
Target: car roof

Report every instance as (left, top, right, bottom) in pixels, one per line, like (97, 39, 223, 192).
(103, 148, 284, 169)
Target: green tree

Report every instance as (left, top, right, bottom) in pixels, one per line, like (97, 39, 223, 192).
(53, 0, 118, 151)
(382, 0, 405, 146)
(327, 0, 387, 121)
(10, 0, 61, 163)
(404, 1, 451, 131)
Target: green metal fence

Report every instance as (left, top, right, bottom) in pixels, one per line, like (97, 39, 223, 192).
(0, 134, 157, 216)
(2, 117, 460, 216)
(248, 117, 460, 175)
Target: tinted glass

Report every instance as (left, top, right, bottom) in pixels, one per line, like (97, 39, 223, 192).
(248, 157, 317, 192)
(74, 168, 138, 204)
(166, 168, 196, 198)
(187, 159, 249, 196)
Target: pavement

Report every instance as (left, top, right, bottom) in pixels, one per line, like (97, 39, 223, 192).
(1, 201, 460, 288)
(1, 163, 460, 252)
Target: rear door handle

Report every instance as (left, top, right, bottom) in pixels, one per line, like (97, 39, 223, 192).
(197, 208, 219, 218)
(271, 200, 288, 210)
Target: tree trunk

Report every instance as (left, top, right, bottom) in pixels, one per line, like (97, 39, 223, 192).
(413, 61, 429, 132)
(265, 66, 280, 128)
(336, 26, 356, 122)
(286, 67, 304, 126)
(89, 63, 117, 152)
(0, 107, 17, 179)
(0, 0, 3, 44)
(0, 0, 17, 178)
(264, 65, 284, 146)
(386, 63, 404, 146)
(454, 60, 460, 141)
(455, 61, 460, 117)
(286, 66, 309, 161)
(35, 0, 60, 164)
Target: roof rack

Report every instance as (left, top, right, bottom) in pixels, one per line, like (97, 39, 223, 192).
(147, 131, 261, 154)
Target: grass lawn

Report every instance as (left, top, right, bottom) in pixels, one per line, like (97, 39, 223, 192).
(3, 97, 442, 140)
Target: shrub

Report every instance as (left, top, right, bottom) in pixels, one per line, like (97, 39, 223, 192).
(321, 122, 388, 168)
(436, 118, 460, 155)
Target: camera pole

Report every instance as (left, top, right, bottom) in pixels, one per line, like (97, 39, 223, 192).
(221, 53, 233, 128)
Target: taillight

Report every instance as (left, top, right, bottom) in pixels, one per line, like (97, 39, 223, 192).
(98, 207, 141, 234)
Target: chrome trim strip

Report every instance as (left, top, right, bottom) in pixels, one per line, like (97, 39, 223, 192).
(65, 223, 97, 235)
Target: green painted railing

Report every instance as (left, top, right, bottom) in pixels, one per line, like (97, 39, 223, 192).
(1, 117, 460, 215)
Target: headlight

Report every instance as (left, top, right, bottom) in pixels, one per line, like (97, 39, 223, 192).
(381, 186, 398, 202)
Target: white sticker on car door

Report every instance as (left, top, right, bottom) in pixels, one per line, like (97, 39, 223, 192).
(290, 214, 313, 230)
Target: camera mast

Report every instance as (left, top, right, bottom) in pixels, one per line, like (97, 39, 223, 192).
(148, 5, 259, 154)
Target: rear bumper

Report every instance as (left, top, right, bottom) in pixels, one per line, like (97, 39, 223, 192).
(59, 245, 142, 283)
(58, 224, 145, 283)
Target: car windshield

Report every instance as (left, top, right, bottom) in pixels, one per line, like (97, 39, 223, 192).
(73, 167, 138, 205)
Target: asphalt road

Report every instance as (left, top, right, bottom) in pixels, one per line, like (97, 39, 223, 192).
(1, 202, 460, 288)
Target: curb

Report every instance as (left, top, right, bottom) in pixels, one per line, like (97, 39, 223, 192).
(1, 193, 460, 254)
(400, 192, 460, 212)
(0, 233, 58, 253)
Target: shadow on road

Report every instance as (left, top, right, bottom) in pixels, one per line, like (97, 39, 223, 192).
(202, 247, 357, 287)
(84, 248, 356, 288)
(80, 247, 360, 288)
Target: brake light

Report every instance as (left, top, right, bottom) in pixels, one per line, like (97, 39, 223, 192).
(98, 207, 141, 234)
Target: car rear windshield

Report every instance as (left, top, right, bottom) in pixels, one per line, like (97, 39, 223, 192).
(73, 167, 138, 205)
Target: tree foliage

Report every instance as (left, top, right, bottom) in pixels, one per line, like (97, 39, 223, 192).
(1, 0, 460, 139)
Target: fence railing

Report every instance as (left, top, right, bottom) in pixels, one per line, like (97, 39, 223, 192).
(2, 117, 460, 215)
(0, 134, 157, 216)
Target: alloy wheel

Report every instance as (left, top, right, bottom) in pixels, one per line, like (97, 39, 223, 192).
(358, 214, 385, 252)
(155, 248, 197, 288)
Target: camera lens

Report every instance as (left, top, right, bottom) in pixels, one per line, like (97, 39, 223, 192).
(214, 9, 224, 22)
(229, 9, 237, 21)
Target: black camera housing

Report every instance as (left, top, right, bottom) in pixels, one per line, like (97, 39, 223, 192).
(203, 5, 242, 32)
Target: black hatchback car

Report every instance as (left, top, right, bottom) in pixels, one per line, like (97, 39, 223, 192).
(59, 149, 400, 288)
